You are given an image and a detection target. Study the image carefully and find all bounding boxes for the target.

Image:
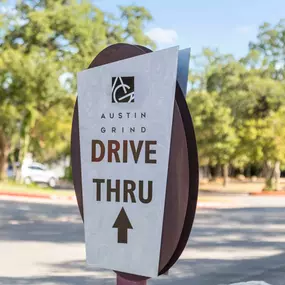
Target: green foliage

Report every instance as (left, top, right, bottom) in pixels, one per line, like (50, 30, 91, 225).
(64, 165, 73, 182)
(29, 96, 75, 162)
(187, 91, 238, 167)
(250, 19, 285, 80)
(203, 60, 285, 166)
(189, 20, 285, 189)
(189, 48, 235, 91)
(0, 0, 155, 179)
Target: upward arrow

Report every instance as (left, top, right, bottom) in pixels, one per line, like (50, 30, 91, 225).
(112, 207, 133, 244)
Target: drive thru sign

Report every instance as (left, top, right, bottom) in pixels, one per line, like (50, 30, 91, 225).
(72, 43, 199, 281)
(77, 47, 178, 277)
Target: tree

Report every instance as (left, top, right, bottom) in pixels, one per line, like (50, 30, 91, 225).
(237, 102, 285, 190)
(249, 19, 285, 81)
(248, 20, 285, 189)
(0, 103, 21, 180)
(206, 59, 285, 189)
(189, 43, 285, 190)
(187, 91, 238, 186)
(189, 48, 234, 91)
(29, 95, 75, 162)
(0, 0, 155, 180)
(250, 19, 285, 80)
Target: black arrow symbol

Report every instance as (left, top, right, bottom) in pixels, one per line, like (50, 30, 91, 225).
(112, 207, 133, 244)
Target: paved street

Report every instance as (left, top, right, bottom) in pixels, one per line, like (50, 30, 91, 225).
(0, 196, 285, 285)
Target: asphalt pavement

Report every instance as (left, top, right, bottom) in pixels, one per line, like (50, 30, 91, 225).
(0, 195, 285, 285)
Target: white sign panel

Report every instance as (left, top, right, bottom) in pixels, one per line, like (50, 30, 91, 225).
(77, 47, 178, 277)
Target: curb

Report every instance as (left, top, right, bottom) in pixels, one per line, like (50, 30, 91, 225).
(197, 202, 235, 209)
(0, 191, 76, 201)
(249, 191, 285, 196)
(0, 192, 233, 208)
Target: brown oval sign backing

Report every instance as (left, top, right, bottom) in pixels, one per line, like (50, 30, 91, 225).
(71, 43, 199, 279)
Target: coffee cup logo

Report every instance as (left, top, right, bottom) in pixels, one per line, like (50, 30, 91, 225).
(112, 76, 135, 103)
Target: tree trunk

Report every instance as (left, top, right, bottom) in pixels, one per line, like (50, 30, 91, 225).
(213, 164, 222, 180)
(246, 165, 251, 178)
(264, 160, 273, 190)
(217, 165, 222, 178)
(264, 160, 281, 191)
(19, 131, 31, 166)
(223, 164, 229, 187)
(273, 161, 281, 191)
(209, 166, 215, 180)
(0, 131, 10, 181)
(206, 165, 212, 180)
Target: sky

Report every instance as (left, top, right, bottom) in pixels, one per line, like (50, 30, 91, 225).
(95, 0, 285, 58)
(2, 0, 285, 58)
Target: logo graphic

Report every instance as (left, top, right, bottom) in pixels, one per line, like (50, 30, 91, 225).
(112, 77, 134, 103)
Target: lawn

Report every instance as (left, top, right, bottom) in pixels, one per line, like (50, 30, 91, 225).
(200, 178, 285, 193)
(0, 181, 74, 197)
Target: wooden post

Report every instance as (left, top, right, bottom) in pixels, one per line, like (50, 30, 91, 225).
(116, 274, 147, 285)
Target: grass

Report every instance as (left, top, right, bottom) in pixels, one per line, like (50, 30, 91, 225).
(200, 178, 285, 193)
(0, 181, 74, 196)
(0, 180, 238, 204)
(197, 195, 233, 203)
(3, 178, 283, 201)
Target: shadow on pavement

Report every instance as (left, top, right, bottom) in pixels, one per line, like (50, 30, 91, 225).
(0, 276, 114, 285)
(0, 200, 83, 243)
(0, 200, 285, 285)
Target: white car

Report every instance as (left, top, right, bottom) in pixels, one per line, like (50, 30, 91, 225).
(21, 162, 58, 188)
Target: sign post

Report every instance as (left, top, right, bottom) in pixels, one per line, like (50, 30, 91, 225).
(117, 274, 147, 285)
(71, 43, 199, 283)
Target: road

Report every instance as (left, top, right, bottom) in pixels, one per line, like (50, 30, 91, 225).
(0, 195, 285, 285)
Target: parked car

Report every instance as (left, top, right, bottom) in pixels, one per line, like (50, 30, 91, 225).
(21, 162, 58, 188)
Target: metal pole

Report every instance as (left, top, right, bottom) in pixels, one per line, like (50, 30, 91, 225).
(116, 274, 147, 285)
